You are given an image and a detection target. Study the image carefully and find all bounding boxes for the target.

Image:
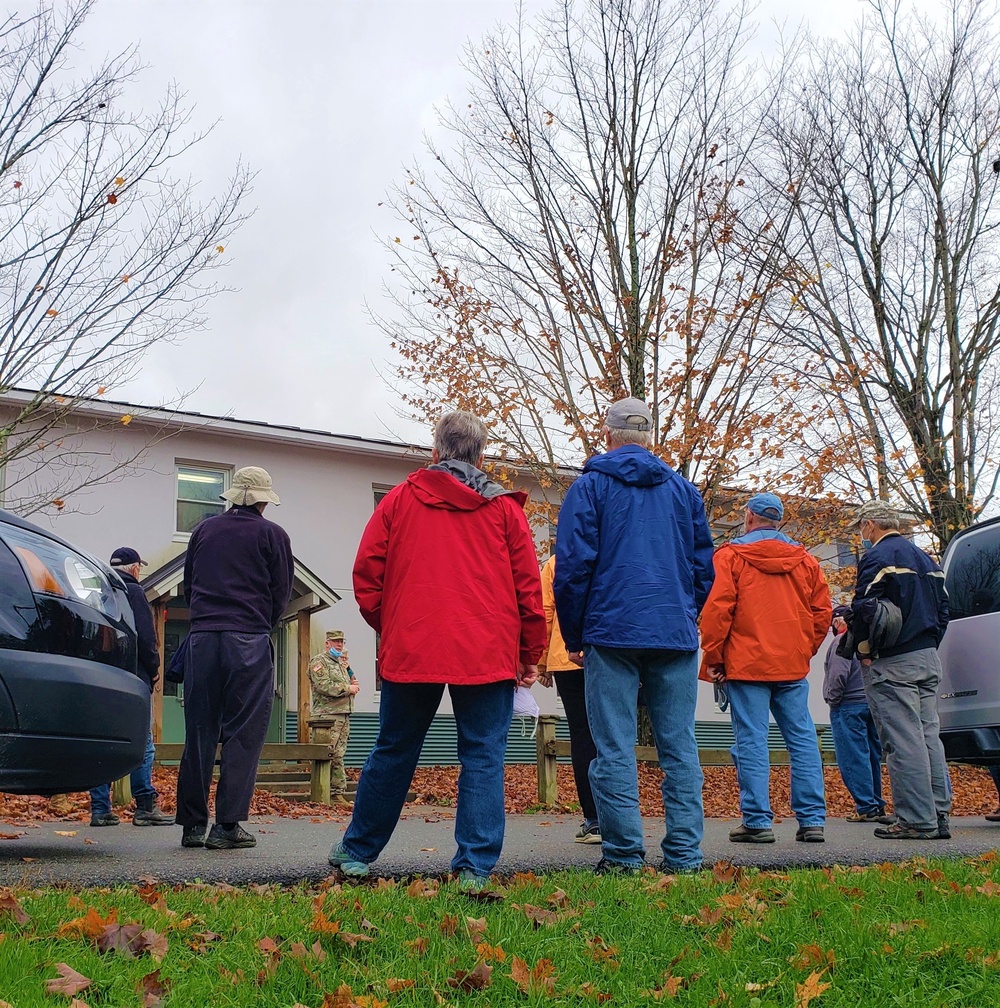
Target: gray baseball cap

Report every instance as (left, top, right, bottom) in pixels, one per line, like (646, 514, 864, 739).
(605, 397, 653, 431)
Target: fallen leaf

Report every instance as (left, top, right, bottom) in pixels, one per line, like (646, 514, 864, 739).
(405, 937, 428, 955)
(419, 847, 437, 852)
(0, 889, 30, 924)
(447, 959, 493, 991)
(338, 930, 374, 948)
(789, 945, 835, 969)
(510, 956, 557, 995)
(138, 968, 171, 1007)
(385, 978, 416, 992)
(58, 907, 116, 940)
(795, 968, 832, 1008)
(54, 830, 78, 837)
(465, 916, 488, 940)
(439, 913, 459, 936)
(476, 941, 507, 961)
(45, 963, 92, 996)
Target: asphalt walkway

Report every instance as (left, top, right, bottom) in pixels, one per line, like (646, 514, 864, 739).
(2, 808, 998, 887)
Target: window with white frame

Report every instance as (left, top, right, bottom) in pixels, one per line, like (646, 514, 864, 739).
(176, 464, 230, 534)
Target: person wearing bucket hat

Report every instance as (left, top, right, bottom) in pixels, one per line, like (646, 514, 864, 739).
(175, 465, 293, 851)
(699, 492, 832, 845)
(307, 630, 360, 807)
(823, 605, 890, 824)
(842, 500, 951, 840)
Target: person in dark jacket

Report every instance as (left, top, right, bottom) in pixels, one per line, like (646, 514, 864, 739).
(845, 501, 951, 840)
(554, 397, 714, 875)
(175, 466, 293, 851)
(824, 604, 889, 824)
(88, 547, 174, 828)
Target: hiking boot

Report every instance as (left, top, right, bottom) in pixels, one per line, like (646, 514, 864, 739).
(846, 811, 894, 824)
(795, 826, 825, 843)
(935, 814, 951, 840)
(331, 794, 354, 808)
(132, 806, 175, 826)
(328, 841, 369, 877)
(873, 822, 937, 840)
(729, 824, 775, 844)
(204, 823, 256, 849)
(181, 826, 207, 848)
(89, 812, 120, 827)
(594, 858, 643, 876)
(456, 869, 490, 893)
(574, 821, 602, 844)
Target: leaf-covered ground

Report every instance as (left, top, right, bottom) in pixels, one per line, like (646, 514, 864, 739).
(4, 855, 1000, 1006)
(2, 764, 1000, 826)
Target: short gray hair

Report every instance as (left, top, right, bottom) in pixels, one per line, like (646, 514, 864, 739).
(434, 411, 488, 464)
(605, 426, 652, 449)
(868, 513, 901, 531)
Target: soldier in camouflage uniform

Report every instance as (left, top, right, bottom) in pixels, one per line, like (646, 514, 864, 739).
(308, 630, 359, 806)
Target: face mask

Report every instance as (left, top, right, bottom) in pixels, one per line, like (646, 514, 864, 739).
(327, 645, 343, 658)
(861, 537, 873, 551)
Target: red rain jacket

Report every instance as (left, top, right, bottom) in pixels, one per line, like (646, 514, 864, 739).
(353, 468, 546, 685)
(698, 540, 831, 682)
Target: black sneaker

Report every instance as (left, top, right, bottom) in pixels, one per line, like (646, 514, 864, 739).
(204, 823, 256, 850)
(935, 814, 951, 840)
(873, 822, 937, 840)
(181, 825, 207, 848)
(729, 824, 775, 844)
(89, 812, 120, 827)
(594, 858, 642, 876)
(132, 806, 175, 826)
(795, 826, 825, 843)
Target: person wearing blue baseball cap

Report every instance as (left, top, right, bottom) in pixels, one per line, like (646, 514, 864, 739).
(699, 492, 832, 845)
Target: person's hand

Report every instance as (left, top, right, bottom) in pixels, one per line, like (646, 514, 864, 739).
(568, 651, 585, 667)
(707, 663, 726, 683)
(349, 682, 361, 695)
(860, 658, 872, 667)
(538, 670, 554, 688)
(517, 663, 539, 687)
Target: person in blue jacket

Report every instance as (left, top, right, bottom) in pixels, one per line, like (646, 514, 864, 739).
(554, 397, 715, 874)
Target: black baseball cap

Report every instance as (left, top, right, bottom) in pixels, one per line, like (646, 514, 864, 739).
(110, 547, 147, 568)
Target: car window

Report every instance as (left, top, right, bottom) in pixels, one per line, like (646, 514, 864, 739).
(946, 523, 1000, 619)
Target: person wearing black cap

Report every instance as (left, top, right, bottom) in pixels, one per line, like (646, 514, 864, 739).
(88, 548, 173, 828)
(824, 605, 890, 824)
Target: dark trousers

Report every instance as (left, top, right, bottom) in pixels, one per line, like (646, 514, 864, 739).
(553, 669, 598, 822)
(176, 631, 274, 827)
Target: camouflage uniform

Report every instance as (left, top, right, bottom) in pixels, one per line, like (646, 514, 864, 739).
(308, 635, 355, 800)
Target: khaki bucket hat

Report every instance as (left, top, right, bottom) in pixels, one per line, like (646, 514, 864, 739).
(221, 466, 281, 506)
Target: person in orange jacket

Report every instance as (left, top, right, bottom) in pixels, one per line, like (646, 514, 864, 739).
(538, 554, 600, 844)
(700, 493, 832, 844)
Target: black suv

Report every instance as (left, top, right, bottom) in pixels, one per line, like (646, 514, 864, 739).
(0, 509, 149, 794)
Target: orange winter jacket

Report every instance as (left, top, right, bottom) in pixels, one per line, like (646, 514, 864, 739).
(698, 539, 832, 683)
(539, 555, 575, 672)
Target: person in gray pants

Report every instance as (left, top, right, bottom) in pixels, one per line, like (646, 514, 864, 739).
(844, 501, 951, 840)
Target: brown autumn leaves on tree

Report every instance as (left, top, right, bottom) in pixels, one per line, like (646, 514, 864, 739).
(379, 0, 1000, 553)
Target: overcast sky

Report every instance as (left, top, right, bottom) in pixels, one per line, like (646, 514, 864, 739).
(69, 0, 868, 445)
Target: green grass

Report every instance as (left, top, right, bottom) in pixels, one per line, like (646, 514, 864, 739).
(3, 855, 1000, 1006)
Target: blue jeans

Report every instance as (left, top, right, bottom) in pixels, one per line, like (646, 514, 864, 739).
(342, 678, 513, 877)
(727, 680, 826, 829)
(90, 731, 157, 815)
(829, 702, 884, 815)
(584, 646, 704, 871)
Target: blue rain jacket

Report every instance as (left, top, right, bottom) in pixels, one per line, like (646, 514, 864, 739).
(554, 444, 715, 652)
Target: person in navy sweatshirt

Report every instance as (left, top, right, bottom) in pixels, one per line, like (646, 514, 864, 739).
(175, 466, 293, 851)
(844, 501, 950, 841)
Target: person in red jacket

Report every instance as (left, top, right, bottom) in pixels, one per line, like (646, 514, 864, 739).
(700, 493, 832, 844)
(329, 411, 546, 891)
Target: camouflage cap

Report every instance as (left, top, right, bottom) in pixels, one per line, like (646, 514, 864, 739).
(325, 629, 346, 640)
(847, 500, 902, 529)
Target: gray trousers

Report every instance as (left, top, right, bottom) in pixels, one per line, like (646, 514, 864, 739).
(865, 648, 951, 832)
(175, 631, 274, 827)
